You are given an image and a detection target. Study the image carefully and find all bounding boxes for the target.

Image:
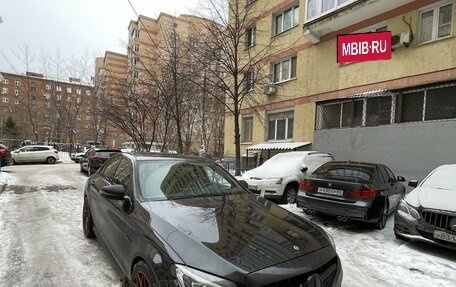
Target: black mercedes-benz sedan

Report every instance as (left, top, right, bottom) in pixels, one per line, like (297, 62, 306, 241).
(83, 153, 342, 287)
(297, 161, 406, 229)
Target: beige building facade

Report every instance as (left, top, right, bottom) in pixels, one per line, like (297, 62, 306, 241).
(225, 0, 456, 171)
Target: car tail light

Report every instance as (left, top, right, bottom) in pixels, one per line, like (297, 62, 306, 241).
(0, 149, 6, 156)
(299, 180, 315, 192)
(91, 156, 101, 162)
(347, 187, 376, 199)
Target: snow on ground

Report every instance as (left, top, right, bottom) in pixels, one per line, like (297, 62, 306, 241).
(0, 170, 13, 187)
(281, 203, 456, 287)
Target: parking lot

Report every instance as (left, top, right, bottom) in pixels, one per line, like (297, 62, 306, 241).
(0, 163, 455, 287)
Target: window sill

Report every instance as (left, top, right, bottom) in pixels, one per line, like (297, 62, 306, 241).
(273, 77, 296, 85)
(416, 35, 454, 47)
(241, 142, 253, 145)
(266, 139, 293, 143)
(272, 24, 299, 39)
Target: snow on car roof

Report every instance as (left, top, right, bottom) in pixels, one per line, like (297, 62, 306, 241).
(246, 141, 311, 151)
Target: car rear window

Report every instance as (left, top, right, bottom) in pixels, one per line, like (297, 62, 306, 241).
(96, 151, 119, 157)
(313, 164, 374, 182)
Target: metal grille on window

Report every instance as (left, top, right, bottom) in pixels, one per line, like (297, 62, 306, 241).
(366, 96, 392, 126)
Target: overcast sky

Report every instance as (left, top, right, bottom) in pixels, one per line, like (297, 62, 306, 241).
(0, 0, 200, 77)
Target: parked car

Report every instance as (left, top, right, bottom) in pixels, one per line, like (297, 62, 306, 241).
(394, 164, 456, 250)
(70, 152, 85, 163)
(11, 145, 60, 164)
(0, 144, 13, 167)
(79, 148, 121, 175)
(297, 161, 406, 229)
(82, 153, 342, 287)
(241, 151, 334, 204)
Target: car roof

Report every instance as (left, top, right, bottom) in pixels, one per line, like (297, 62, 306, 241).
(324, 161, 380, 168)
(272, 151, 332, 157)
(21, 145, 53, 148)
(123, 152, 213, 163)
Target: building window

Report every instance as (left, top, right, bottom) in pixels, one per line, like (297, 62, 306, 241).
(15, 80, 21, 86)
(14, 90, 20, 96)
(85, 90, 91, 96)
(76, 88, 81, 95)
(246, 25, 256, 47)
(132, 56, 139, 65)
(419, 2, 453, 43)
(46, 84, 51, 90)
(274, 5, 299, 35)
(245, 71, 254, 91)
(131, 29, 140, 38)
(57, 95, 62, 101)
(273, 56, 297, 83)
(242, 116, 253, 142)
(67, 87, 72, 93)
(14, 99, 19, 105)
(2, 97, 9, 103)
(3, 79, 8, 84)
(133, 70, 139, 79)
(267, 111, 294, 141)
(56, 85, 62, 92)
(1, 87, 7, 94)
(133, 43, 140, 52)
(306, 0, 353, 21)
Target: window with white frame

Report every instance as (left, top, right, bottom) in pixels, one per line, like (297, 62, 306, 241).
(76, 88, 81, 95)
(67, 87, 72, 93)
(14, 90, 20, 96)
(246, 25, 256, 47)
(3, 79, 8, 84)
(267, 111, 294, 141)
(419, 1, 453, 43)
(56, 85, 62, 92)
(46, 84, 51, 90)
(2, 97, 9, 103)
(133, 70, 139, 79)
(131, 29, 140, 38)
(274, 5, 299, 35)
(273, 56, 297, 83)
(133, 56, 139, 65)
(14, 99, 19, 105)
(306, 0, 353, 21)
(1, 87, 7, 94)
(86, 90, 91, 96)
(133, 43, 140, 52)
(245, 71, 254, 91)
(242, 116, 253, 142)
(57, 95, 62, 101)
(15, 80, 21, 86)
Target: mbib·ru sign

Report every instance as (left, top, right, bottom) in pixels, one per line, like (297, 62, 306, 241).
(337, 31, 392, 63)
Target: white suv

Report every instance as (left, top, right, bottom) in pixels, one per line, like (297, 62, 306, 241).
(241, 151, 334, 204)
(12, 145, 60, 164)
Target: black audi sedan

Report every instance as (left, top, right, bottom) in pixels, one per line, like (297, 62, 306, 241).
(297, 161, 406, 229)
(83, 153, 342, 287)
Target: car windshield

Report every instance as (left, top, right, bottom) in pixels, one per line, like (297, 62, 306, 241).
(421, 168, 456, 190)
(138, 160, 245, 201)
(313, 164, 374, 182)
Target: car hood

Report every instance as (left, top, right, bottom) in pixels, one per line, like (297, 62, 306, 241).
(145, 193, 329, 283)
(405, 187, 456, 211)
(242, 166, 300, 180)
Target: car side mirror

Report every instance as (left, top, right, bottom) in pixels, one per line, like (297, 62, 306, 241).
(397, 176, 405, 182)
(301, 167, 308, 173)
(408, 180, 419, 188)
(100, 184, 126, 200)
(238, 180, 249, 189)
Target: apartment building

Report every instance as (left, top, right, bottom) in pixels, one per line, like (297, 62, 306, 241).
(226, 0, 456, 178)
(0, 71, 94, 144)
(94, 51, 130, 147)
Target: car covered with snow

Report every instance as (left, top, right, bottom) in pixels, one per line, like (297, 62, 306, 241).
(394, 164, 456, 250)
(241, 151, 334, 204)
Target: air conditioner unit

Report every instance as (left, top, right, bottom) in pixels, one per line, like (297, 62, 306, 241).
(263, 84, 276, 95)
(391, 30, 411, 49)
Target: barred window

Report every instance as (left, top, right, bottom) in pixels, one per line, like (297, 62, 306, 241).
(366, 96, 392, 126)
(342, 100, 363, 127)
(425, 86, 456, 120)
(395, 91, 424, 123)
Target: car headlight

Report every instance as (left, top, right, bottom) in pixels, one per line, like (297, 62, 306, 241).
(397, 200, 420, 220)
(172, 264, 236, 287)
(262, 177, 283, 185)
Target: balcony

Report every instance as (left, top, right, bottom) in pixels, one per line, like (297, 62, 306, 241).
(303, 0, 414, 43)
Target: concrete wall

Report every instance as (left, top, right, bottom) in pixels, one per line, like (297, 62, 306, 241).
(314, 120, 456, 182)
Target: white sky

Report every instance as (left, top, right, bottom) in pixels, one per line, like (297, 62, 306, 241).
(0, 0, 200, 75)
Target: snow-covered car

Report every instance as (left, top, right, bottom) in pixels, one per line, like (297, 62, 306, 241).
(11, 145, 59, 164)
(394, 164, 456, 250)
(241, 151, 334, 204)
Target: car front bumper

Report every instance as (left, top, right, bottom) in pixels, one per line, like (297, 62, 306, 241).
(394, 211, 456, 250)
(246, 181, 285, 199)
(297, 191, 379, 223)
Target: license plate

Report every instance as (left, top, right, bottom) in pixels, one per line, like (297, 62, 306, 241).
(318, 187, 343, 196)
(434, 230, 456, 243)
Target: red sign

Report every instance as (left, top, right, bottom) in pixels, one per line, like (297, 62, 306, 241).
(337, 31, 392, 63)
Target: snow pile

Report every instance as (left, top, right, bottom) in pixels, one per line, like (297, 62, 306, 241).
(0, 170, 13, 187)
(58, 152, 75, 164)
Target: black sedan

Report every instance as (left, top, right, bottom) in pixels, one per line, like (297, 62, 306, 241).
(83, 153, 343, 287)
(79, 147, 121, 175)
(297, 161, 405, 229)
(394, 164, 456, 250)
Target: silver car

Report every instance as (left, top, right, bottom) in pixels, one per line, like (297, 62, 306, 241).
(12, 145, 60, 164)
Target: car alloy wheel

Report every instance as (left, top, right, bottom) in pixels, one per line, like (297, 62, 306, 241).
(46, 157, 56, 164)
(283, 185, 298, 204)
(131, 261, 154, 287)
(376, 202, 389, 230)
(82, 197, 96, 238)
